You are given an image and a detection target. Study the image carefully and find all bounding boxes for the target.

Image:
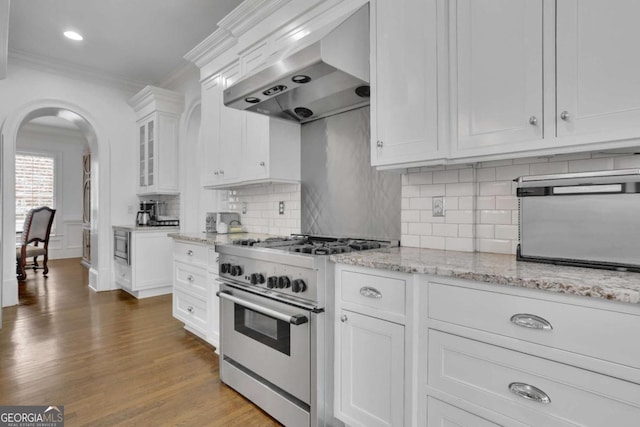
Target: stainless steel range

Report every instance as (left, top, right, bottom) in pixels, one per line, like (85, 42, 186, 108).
(216, 235, 389, 427)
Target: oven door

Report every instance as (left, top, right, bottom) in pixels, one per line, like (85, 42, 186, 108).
(218, 283, 311, 404)
(113, 230, 130, 265)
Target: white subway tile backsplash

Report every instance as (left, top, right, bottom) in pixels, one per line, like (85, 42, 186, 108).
(401, 210, 420, 222)
(495, 224, 518, 240)
(476, 167, 496, 182)
(478, 238, 512, 254)
(495, 164, 530, 181)
(445, 210, 474, 224)
(402, 185, 421, 198)
(420, 235, 445, 250)
(445, 237, 474, 252)
(408, 172, 433, 185)
(432, 223, 459, 237)
(458, 224, 474, 238)
(409, 197, 432, 210)
(408, 222, 433, 235)
(568, 157, 614, 172)
(476, 196, 495, 210)
(445, 182, 475, 196)
(420, 210, 446, 223)
(614, 154, 640, 169)
(480, 210, 511, 225)
(433, 170, 459, 184)
(481, 159, 513, 168)
(476, 224, 495, 239)
(444, 197, 459, 211)
(495, 196, 518, 210)
(479, 181, 512, 196)
(420, 184, 447, 197)
(459, 168, 475, 182)
(529, 161, 569, 175)
(402, 234, 420, 247)
(458, 196, 474, 210)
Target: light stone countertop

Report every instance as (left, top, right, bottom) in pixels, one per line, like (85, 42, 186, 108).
(330, 246, 640, 305)
(168, 232, 279, 246)
(113, 225, 180, 233)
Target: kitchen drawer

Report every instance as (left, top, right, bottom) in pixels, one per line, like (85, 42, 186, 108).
(428, 330, 640, 427)
(426, 397, 499, 427)
(114, 261, 132, 288)
(428, 282, 640, 370)
(173, 241, 208, 265)
(174, 261, 208, 298)
(173, 289, 207, 335)
(339, 269, 406, 320)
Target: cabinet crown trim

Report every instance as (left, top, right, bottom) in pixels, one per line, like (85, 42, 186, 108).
(128, 85, 185, 114)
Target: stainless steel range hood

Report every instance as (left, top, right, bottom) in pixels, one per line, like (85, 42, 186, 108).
(223, 4, 370, 123)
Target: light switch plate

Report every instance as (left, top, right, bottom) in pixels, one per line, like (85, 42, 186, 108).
(433, 196, 445, 217)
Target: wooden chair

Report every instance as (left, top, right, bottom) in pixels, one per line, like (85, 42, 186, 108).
(16, 206, 56, 280)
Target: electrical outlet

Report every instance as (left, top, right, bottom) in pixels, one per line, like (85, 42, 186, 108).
(279, 201, 285, 215)
(432, 196, 445, 217)
(242, 202, 247, 214)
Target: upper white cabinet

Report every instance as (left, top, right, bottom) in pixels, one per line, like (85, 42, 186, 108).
(556, 0, 640, 140)
(449, 0, 543, 158)
(200, 60, 300, 189)
(129, 86, 184, 195)
(370, 0, 442, 167)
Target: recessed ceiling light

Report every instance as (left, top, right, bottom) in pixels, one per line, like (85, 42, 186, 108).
(63, 31, 83, 41)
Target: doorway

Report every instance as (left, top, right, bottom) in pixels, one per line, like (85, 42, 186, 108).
(1, 101, 112, 319)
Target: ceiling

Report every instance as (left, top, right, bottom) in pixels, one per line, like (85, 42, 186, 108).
(8, 0, 243, 85)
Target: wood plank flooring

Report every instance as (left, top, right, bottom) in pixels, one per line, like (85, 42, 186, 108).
(0, 258, 281, 426)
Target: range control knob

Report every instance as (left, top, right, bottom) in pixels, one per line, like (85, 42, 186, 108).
(292, 279, 307, 293)
(278, 276, 291, 289)
(230, 265, 243, 277)
(220, 263, 231, 274)
(250, 273, 266, 285)
(267, 276, 278, 289)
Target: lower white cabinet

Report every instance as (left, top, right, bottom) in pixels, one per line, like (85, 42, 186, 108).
(334, 265, 413, 427)
(426, 397, 499, 427)
(113, 228, 174, 299)
(336, 310, 404, 427)
(171, 240, 220, 348)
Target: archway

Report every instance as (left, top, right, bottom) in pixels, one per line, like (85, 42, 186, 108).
(1, 100, 112, 312)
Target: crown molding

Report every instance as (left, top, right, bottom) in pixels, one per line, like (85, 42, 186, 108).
(0, 0, 9, 79)
(217, 0, 293, 38)
(128, 86, 185, 115)
(8, 49, 148, 94)
(183, 27, 237, 69)
(157, 60, 198, 89)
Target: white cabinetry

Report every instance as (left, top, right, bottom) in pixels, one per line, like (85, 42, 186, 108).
(113, 228, 174, 299)
(200, 61, 300, 189)
(556, 0, 640, 140)
(423, 279, 640, 426)
(172, 240, 220, 348)
(370, 0, 442, 167)
(129, 86, 184, 195)
(448, 0, 543, 158)
(334, 265, 413, 427)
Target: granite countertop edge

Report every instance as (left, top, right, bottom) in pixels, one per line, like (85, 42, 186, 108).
(167, 232, 279, 246)
(330, 247, 640, 305)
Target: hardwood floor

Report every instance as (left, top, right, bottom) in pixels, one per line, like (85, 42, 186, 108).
(0, 258, 281, 426)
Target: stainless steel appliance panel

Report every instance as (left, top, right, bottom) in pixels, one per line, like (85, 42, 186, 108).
(301, 107, 401, 240)
(113, 229, 130, 265)
(219, 284, 311, 404)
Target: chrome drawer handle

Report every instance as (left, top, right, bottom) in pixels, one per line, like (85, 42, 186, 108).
(510, 313, 552, 330)
(360, 286, 382, 299)
(187, 275, 195, 282)
(187, 250, 194, 256)
(187, 306, 194, 313)
(509, 382, 551, 404)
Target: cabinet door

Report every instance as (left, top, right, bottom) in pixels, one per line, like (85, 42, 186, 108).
(450, 0, 543, 157)
(201, 74, 222, 187)
(371, 0, 441, 166)
(219, 62, 243, 183)
(146, 119, 155, 187)
(243, 113, 270, 180)
(556, 0, 640, 138)
(336, 310, 404, 427)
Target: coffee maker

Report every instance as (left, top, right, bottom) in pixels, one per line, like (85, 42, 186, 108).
(136, 202, 153, 226)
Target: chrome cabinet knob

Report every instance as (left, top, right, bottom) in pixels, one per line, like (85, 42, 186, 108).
(529, 116, 538, 126)
(560, 110, 570, 121)
(220, 170, 225, 175)
(214, 171, 219, 176)
(340, 315, 348, 323)
(187, 306, 194, 313)
(259, 161, 265, 166)
(187, 250, 194, 256)
(376, 140, 383, 148)
(187, 275, 195, 282)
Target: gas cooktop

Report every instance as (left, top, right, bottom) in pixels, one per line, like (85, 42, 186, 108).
(231, 235, 388, 255)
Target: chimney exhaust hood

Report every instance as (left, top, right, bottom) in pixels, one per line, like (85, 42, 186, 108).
(223, 4, 370, 123)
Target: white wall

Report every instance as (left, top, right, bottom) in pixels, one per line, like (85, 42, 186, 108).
(1, 58, 140, 306)
(17, 123, 87, 259)
(161, 64, 221, 232)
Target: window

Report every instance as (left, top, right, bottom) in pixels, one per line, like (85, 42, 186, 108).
(15, 153, 55, 231)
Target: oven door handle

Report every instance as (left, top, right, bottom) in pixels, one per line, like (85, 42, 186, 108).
(216, 290, 309, 325)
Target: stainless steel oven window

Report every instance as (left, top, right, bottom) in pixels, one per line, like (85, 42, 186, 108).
(234, 304, 291, 355)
